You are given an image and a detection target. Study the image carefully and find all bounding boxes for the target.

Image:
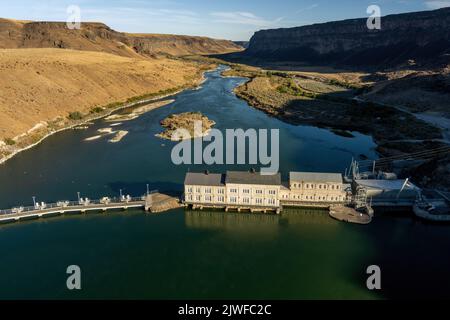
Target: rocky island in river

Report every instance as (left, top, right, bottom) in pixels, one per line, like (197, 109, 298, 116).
(156, 112, 216, 141)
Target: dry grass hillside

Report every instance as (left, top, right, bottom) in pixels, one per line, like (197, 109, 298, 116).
(128, 33, 242, 56)
(361, 69, 450, 117)
(0, 18, 242, 57)
(0, 17, 241, 159)
(0, 48, 205, 140)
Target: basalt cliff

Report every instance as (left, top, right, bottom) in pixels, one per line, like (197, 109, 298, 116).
(243, 8, 450, 68)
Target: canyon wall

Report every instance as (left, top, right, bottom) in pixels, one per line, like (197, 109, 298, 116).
(244, 8, 450, 67)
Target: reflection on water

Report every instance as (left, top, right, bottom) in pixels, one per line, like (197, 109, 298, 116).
(185, 207, 333, 231)
(280, 208, 335, 225)
(185, 210, 280, 230)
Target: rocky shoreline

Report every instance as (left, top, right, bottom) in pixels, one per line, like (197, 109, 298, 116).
(225, 66, 450, 190)
(0, 67, 215, 165)
(0, 92, 180, 165)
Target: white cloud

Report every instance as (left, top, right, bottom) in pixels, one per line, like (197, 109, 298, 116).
(210, 11, 283, 27)
(296, 4, 319, 14)
(424, 0, 450, 9)
(80, 6, 201, 25)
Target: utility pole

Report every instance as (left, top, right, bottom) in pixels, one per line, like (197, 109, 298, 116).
(396, 178, 409, 199)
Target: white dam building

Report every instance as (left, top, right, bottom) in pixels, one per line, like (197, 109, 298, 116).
(184, 170, 349, 213)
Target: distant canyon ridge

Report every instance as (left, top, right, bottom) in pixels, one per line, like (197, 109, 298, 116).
(232, 7, 450, 68)
(0, 18, 242, 57)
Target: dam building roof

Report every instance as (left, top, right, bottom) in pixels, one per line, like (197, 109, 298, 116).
(225, 171, 282, 186)
(184, 172, 226, 186)
(290, 172, 343, 183)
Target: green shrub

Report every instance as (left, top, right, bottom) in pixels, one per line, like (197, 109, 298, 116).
(4, 138, 15, 145)
(68, 111, 83, 120)
(104, 102, 122, 109)
(90, 107, 104, 114)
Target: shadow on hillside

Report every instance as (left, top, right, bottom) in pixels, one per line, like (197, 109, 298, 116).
(211, 51, 361, 74)
(211, 43, 450, 74)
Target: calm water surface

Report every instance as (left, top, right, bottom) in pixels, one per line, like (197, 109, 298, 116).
(0, 67, 449, 299)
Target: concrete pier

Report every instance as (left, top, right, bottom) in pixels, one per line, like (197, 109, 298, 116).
(329, 205, 372, 224)
(0, 192, 180, 224)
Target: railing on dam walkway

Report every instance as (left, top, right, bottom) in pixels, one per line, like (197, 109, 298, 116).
(0, 195, 152, 217)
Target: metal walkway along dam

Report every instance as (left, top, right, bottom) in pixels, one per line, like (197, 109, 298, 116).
(0, 191, 180, 223)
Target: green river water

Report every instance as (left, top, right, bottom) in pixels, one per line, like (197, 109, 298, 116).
(0, 66, 449, 299)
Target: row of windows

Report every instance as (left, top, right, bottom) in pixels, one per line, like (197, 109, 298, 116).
(187, 195, 225, 202)
(291, 183, 340, 190)
(280, 194, 343, 201)
(190, 193, 343, 202)
(187, 187, 225, 194)
(229, 188, 277, 194)
(228, 197, 276, 205)
(187, 187, 278, 195)
(188, 186, 342, 193)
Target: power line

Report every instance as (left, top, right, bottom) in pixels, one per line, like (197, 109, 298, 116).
(357, 146, 450, 166)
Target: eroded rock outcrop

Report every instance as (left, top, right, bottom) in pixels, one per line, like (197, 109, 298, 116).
(244, 8, 450, 67)
(0, 18, 242, 57)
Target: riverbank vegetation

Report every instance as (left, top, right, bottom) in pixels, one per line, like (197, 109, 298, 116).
(219, 62, 449, 190)
(0, 49, 215, 163)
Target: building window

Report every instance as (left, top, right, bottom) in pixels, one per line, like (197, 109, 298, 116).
(230, 188, 237, 193)
(268, 199, 275, 205)
(243, 197, 250, 204)
(256, 198, 263, 204)
(269, 190, 276, 195)
(206, 188, 212, 193)
(188, 195, 192, 201)
(218, 189, 224, 194)
(256, 190, 262, 194)
(306, 184, 309, 189)
(243, 189, 250, 194)
(205, 195, 211, 202)
(230, 197, 237, 203)
(218, 196, 224, 202)
(196, 188, 201, 193)
(188, 187, 193, 193)
(196, 195, 201, 201)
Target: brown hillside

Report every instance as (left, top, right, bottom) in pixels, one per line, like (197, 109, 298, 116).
(0, 18, 242, 57)
(128, 33, 243, 56)
(0, 48, 204, 140)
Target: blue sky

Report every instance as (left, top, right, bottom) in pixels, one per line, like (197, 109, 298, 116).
(1, 0, 449, 40)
